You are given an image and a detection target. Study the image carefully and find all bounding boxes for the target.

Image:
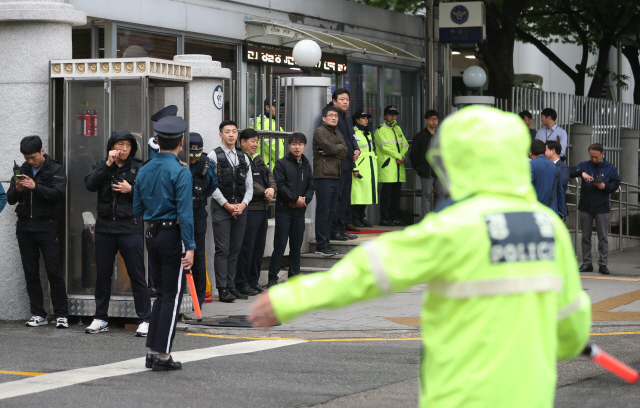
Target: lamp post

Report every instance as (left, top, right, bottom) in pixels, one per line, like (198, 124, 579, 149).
(454, 66, 495, 109)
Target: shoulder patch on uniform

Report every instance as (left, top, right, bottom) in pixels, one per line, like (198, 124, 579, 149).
(484, 212, 555, 264)
(179, 160, 188, 166)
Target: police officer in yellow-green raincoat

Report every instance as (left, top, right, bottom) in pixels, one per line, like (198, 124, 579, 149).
(248, 106, 591, 408)
(350, 109, 377, 228)
(250, 98, 285, 171)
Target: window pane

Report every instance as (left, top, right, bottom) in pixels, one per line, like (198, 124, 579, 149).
(383, 68, 418, 139)
(117, 28, 177, 60)
(349, 63, 380, 130)
(72, 28, 92, 59)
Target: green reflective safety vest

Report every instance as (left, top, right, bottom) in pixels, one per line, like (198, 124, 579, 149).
(351, 126, 378, 205)
(268, 106, 591, 408)
(251, 116, 285, 171)
(374, 121, 409, 183)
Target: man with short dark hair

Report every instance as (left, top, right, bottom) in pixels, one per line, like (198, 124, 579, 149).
(518, 110, 536, 140)
(209, 120, 254, 302)
(330, 88, 360, 237)
(535, 108, 567, 161)
(530, 140, 564, 217)
(8, 135, 69, 328)
(84, 130, 151, 336)
(313, 106, 348, 256)
(235, 128, 277, 296)
(545, 140, 570, 218)
(573, 143, 620, 275)
(410, 110, 445, 219)
(268, 133, 315, 286)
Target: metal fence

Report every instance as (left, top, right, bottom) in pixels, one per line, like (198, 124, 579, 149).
(496, 88, 640, 169)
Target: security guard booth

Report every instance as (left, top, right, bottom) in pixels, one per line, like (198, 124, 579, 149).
(50, 58, 194, 317)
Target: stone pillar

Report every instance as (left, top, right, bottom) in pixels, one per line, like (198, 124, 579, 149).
(0, 1, 85, 320)
(173, 55, 231, 153)
(568, 124, 593, 167)
(173, 55, 230, 283)
(620, 128, 640, 208)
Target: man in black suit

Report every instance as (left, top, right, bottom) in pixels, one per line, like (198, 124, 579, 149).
(545, 140, 569, 218)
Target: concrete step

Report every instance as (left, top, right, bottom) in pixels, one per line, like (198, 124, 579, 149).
(257, 266, 330, 286)
(309, 239, 362, 255)
(299, 253, 345, 269)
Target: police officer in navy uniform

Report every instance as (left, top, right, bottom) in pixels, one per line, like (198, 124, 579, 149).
(84, 130, 151, 336)
(188, 133, 218, 307)
(134, 116, 195, 371)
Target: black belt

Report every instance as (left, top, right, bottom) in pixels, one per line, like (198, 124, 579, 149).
(148, 219, 179, 229)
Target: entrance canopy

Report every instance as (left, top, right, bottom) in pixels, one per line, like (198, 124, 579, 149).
(245, 20, 424, 64)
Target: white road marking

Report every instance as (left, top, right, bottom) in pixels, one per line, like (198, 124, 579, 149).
(0, 339, 305, 400)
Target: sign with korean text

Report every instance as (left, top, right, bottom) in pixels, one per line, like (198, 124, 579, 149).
(439, 2, 486, 44)
(243, 41, 347, 73)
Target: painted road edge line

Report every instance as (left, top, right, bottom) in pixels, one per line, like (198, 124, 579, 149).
(0, 339, 305, 401)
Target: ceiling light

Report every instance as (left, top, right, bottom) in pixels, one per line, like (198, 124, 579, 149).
(451, 51, 460, 55)
(465, 55, 476, 59)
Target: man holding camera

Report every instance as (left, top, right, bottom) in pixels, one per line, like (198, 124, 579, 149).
(84, 130, 151, 336)
(574, 143, 620, 275)
(8, 136, 69, 328)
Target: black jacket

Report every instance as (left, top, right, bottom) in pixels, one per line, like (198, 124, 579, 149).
(572, 160, 621, 214)
(84, 130, 143, 235)
(273, 152, 315, 216)
(409, 127, 435, 178)
(335, 108, 358, 171)
(7, 154, 66, 232)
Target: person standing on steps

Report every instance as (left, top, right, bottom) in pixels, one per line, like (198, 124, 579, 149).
(350, 109, 377, 228)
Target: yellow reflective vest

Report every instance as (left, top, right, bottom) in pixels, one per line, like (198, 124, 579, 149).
(374, 121, 409, 183)
(250, 115, 285, 171)
(268, 106, 591, 408)
(351, 126, 378, 205)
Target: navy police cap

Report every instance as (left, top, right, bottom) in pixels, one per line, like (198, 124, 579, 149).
(153, 116, 188, 139)
(189, 132, 203, 158)
(384, 105, 399, 115)
(151, 105, 178, 122)
(353, 109, 372, 120)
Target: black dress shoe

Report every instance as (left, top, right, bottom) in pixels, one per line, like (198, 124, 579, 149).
(267, 280, 278, 288)
(393, 219, 407, 226)
(346, 223, 361, 232)
(361, 218, 373, 228)
(250, 284, 266, 293)
(599, 265, 610, 275)
(229, 288, 249, 299)
(146, 352, 156, 369)
(218, 289, 236, 303)
(152, 355, 182, 371)
(380, 219, 395, 226)
(330, 233, 348, 241)
(579, 264, 593, 273)
(237, 285, 259, 296)
(148, 287, 158, 298)
(345, 233, 358, 240)
(351, 219, 365, 228)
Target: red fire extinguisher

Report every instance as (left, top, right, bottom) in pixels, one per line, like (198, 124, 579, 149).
(82, 110, 91, 137)
(91, 110, 98, 137)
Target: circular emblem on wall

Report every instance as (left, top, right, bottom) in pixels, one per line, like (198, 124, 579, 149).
(213, 85, 223, 110)
(451, 5, 469, 25)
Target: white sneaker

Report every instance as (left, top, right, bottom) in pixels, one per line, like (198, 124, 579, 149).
(25, 315, 48, 327)
(85, 319, 109, 334)
(56, 317, 69, 329)
(136, 322, 149, 337)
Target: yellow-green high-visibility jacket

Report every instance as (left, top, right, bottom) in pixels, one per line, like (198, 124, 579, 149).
(268, 106, 591, 408)
(351, 126, 378, 205)
(374, 121, 409, 183)
(251, 115, 285, 171)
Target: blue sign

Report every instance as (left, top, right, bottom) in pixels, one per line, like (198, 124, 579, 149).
(451, 5, 469, 25)
(213, 85, 223, 110)
(439, 27, 484, 44)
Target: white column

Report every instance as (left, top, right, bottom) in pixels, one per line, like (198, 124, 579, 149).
(0, 1, 86, 320)
(173, 54, 230, 287)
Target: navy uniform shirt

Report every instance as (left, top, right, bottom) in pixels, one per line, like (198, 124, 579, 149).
(189, 156, 218, 198)
(133, 152, 196, 250)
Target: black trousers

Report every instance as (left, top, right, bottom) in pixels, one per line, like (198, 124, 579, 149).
(94, 233, 150, 323)
(351, 204, 367, 222)
(332, 170, 352, 235)
(314, 178, 340, 249)
(236, 209, 269, 288)
(145, 228, 185, 354)
(17, 231, 68, 318)
(380, 182, 401, 220)
(269, 212, 305, 282)
(192, 207, 208, 307)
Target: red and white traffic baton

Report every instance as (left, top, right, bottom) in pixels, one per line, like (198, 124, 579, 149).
(583, 343, 639, 384)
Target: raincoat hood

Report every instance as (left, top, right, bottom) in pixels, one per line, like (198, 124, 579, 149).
(107, 130, 138, 160)
(428, 106, 536, 202)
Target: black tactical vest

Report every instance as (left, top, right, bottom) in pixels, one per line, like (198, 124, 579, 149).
(214, 147, 248, 203)
(192, 153, 210, 209)
(249, 154, 270, 203)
